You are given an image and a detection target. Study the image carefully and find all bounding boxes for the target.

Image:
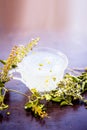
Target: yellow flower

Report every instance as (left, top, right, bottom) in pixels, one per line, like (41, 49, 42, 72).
(1, 38, 40, 82)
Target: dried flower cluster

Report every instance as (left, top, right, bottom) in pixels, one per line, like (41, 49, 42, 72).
(0, 37, 40, 83)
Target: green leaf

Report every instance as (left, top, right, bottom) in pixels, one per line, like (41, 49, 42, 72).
(0, 103, 8, 110)
(31, 88, 41, 98)
(0, 95, 4, 103)
(72, 76, 80, 82)
(52, 97, 62, 102)
(81, 81, 86, 92)
(0, 81, 4, 87)
(25, 101, 33, 109)
(12, 64, 17, 68)
(0, 60, 6, 65)
(44, 94, 51, 101)
(60, 101, 70, 106)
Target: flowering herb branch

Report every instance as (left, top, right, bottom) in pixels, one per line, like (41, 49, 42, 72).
(0, 38, 87, 118)
(0, 37, 40, 111)
(0, 37, 40, 83)
(24, 69, 87, 118)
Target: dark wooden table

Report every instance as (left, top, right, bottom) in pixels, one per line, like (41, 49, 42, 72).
(0, 32, 87, 130)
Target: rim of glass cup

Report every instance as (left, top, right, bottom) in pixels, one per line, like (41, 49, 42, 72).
(31, 47, 68, 71)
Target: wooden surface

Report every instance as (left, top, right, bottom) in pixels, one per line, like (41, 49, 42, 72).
(0, 32, 87, 130)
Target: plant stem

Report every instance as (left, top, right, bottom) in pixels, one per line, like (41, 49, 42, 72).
(73, 67, 85, 71)
(7, 88, 29, 99)
(67, 67, 81, 75)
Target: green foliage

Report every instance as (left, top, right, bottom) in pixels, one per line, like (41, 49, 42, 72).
(43, 73, 87, 106)
(0, 87, 8, 110)
(0, 38, 39, 112)
(25, 88, 48, 118)
(0, 37, 87, 118)
(24, 71, 87, 117)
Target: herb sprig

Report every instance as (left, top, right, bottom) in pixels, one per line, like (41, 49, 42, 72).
(24, 70, 87, 118)
(0, 37, 40, 111)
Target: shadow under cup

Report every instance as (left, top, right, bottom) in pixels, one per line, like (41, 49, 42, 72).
(13, 47, 68, 92)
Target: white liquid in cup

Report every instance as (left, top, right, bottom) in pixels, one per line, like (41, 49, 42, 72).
(14, 47, 68, 92)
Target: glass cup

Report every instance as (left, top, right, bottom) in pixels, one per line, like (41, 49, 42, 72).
(13, 47, 68, 92)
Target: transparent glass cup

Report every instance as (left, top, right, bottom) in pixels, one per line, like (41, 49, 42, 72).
(12, 47, 68, 92)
